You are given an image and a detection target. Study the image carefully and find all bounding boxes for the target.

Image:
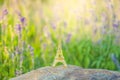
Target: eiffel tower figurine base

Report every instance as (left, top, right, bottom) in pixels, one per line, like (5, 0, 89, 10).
(53, 57, 67, 67)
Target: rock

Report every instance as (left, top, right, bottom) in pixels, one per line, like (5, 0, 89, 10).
(10, 65, 120, 80)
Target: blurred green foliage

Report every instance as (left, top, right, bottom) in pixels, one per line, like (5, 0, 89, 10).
(0, 0, 4, 6)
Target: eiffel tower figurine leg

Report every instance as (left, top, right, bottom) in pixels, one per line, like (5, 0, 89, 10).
(52, 59, 67, 67)
(63, 60, 67, 67)
(52, 60, 57, 67)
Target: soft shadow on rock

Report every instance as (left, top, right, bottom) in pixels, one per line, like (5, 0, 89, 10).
(10, 65, 120, 80)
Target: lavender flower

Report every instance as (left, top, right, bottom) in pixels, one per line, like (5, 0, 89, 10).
(15, 10, 22, 17)
(20, 17, 25, 23)
(28, 45, 34, 56)
(101, 12, 107, 23)
(66, 33, 72, 43)
(20, 54, 23, 73)
(106, 0, 114, 10)
(43, 26, 50, 38)
(2, 9, 8, 16)
(15, 46, 21, 54)
(112, 14, 116, 21)
(42, 43, 47, 50)
(0, 9, 8, 21)
(22, 42, 26, 52)
(20, 54, 23, 66)
(101, 24, 108, 35)
(50, 22, 56, 30)
(28, 45, 34, 69)
(16, 11, 26, 27)
(16, 24, 22, 32)
(20, 17, 26, 26)
(14, 46, 23, 76)
(113, 23, 119, 28)
(15, 24, 22, 39)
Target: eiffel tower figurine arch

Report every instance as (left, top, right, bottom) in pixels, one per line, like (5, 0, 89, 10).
(52, 25, 67, 67)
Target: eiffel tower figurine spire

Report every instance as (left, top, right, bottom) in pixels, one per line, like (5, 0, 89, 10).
(52, 40, 67, 67)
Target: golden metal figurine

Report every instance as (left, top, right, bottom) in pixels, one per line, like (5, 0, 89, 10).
(52, 41, 67, 67)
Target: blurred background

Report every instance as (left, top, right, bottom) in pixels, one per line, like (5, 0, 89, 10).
(0, 0, 120, 79)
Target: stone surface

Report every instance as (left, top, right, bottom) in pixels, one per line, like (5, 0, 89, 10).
(10, 65, 120, 80)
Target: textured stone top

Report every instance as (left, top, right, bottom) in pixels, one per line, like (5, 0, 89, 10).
(10, 65, 120, 80)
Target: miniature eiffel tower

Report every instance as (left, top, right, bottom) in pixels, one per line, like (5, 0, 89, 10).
(52, 40, 67, 67)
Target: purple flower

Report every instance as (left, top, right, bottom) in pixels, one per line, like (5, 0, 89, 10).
(16, 10, 22, 17)
(20, 17, 25, 23)
(28, 45, 34, 69)
(101, 27, 106, 34)
(101, 12, 107, 22)
(28, 45, 34, 56)
(113, 23, 119, 28)
(0, 9, 8, 20)
(112, 14, 116, 21)
(2, 9, 8, 16)
(50, 22, 56, 30)
(28, 45, 34, 51)
(66, 33, 72, 43)
(16, 11, 26, 26)
(43, 26, 51, 38)
(20, 17, 26, 26)
(16, 24, 22, 32)
(42, 43, 47, 50)
(15, 46, 21, 54)
(15, 24, 22, 39)
(106, 1, 114, 10)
